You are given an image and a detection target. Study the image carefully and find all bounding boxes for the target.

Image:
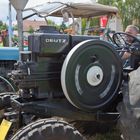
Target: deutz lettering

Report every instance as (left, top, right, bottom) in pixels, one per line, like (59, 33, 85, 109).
(45, 39, 67, 43)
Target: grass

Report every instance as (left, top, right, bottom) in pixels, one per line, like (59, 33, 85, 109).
(87, 130, 122, 140)
(57, 118, 122, 140)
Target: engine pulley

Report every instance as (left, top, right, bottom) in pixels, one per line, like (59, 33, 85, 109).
(61, 40, 122, 112)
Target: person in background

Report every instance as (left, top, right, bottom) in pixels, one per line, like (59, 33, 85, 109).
(1, 30, 9, 47)
(122, 25, 139, 59)
(0, 35, 3, 47)
(122, 25, 140, 69)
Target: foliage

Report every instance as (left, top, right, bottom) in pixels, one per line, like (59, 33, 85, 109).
(60, 21, 67, 32)
(12, 35, 18, 46)
(81, 17, 100, 35)
(98, 0, 116, 5)
(0, 20, 8, 32)
(13, 24, 18, 30)
(90, 17, 100, 28)
(81, 18, 87, 34)
(47, 19, 55, 26)
(28, 25, 34, 34)
(98, 0, 140, 30)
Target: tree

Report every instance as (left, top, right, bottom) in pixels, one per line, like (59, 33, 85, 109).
(13, 24, 18, 31)
(28, 25, 34, 34)
(98, 0, 140, 30)
(47, 19, 55, 26)
(81, 18, 87, 34)
(0, 20, 8, 32)
(98, 0, 116, 5)
(125, 0, 140, 27)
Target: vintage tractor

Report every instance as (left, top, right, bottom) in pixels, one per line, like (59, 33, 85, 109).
(1, 0, 140, 140)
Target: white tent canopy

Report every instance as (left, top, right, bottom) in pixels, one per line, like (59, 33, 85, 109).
(25, 0, 96, 8)
(24, 1, 118, 18)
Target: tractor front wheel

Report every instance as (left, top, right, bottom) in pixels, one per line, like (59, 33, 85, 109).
(10, 119, 86, 140)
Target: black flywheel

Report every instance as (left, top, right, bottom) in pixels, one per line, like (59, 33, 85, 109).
(61, 40, 122, 112)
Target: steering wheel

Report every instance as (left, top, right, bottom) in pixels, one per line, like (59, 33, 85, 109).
(113, 32, 140, 68)
(113, 32, 140, 51)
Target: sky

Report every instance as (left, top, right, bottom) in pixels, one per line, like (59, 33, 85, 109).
(0, 0, 49, 23)
(0, 1, 12, 22)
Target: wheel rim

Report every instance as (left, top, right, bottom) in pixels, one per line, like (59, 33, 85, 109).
(86, 65, 103, 86)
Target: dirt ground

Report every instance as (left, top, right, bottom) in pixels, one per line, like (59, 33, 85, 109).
(71, 120, 122, 140)
(86, 130, 122, 140)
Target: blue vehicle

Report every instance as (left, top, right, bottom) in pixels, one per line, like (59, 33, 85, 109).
(0, 47, 19, 61)
(0, 45, 29, 92)
(0, 46, 22, 92)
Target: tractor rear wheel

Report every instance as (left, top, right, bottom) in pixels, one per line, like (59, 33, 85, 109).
(0, 77, 16, 93)
(10, 119, 86, 140)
